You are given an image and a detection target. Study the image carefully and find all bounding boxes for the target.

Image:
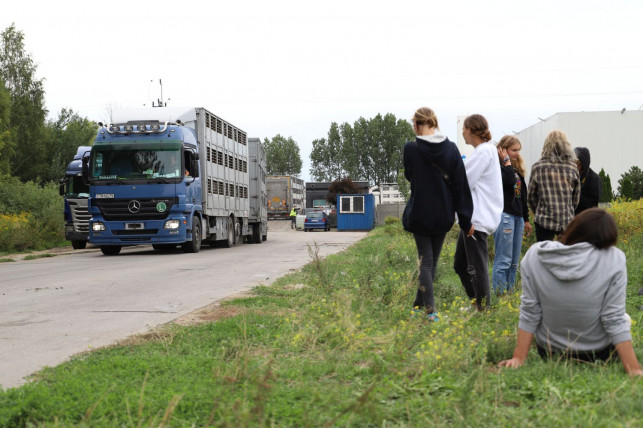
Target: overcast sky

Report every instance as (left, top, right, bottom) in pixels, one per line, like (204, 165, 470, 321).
(4, 0, 643, 181)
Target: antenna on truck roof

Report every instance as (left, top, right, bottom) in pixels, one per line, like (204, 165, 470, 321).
(151, 78, 170, 107)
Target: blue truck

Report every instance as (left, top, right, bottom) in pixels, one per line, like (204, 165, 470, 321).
(59, 146, 92, 249)
(84, 107, 266, 255)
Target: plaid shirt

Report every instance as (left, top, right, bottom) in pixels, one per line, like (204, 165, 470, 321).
(527, 158, 580, 232)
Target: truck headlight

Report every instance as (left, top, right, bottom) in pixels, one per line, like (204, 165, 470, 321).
(92, 222, 106, 231)
(164, 219, 180, 229)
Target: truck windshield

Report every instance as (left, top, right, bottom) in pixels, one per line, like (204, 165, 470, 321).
(65, 176, 89, 198)
(91, 143, 183, 181)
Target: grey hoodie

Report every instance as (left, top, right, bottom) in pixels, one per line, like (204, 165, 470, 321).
(519, 241, 631, 351)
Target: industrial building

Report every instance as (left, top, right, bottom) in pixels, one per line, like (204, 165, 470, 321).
(514, 110, 642, 186)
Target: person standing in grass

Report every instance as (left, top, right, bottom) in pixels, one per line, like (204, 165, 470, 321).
(492, 135, 532, 295)
(573, 146, 602, 215)
(498, 208, 642, 376)
(454, 114, 503, 311)
(527, 130, 580, 242)
(402, 107, 473, 321)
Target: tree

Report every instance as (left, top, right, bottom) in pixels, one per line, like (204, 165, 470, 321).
(0, 24, 47, 181)
(326, 177, 360, 206)
(309, 113, 414, 185)
(0, 77, 12, 175)
(618, 166, 642, 200)
(38, 108, 96, 183)
(263, 134, 302, 176)
(598, 168, 613, 203)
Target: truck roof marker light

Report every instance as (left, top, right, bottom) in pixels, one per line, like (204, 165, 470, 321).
(109, 125, 120, 133)
(124, 124, 134, 132)
(150, 123, 161, 131)
(136, 124, 146, 132)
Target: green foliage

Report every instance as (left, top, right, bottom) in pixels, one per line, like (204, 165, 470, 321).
(0, 77, 12, 175)
(1, 186, 641, 427)
(598, 168, 613, 202)
(39, 108, 96, 183)
(263, 134, 302, 176)
(0, 176, 65, 252)
(0, 24, 47, 183)
(310, 113, 414, 184)
(618, 165, 642, 200)
(396, 167, 410, 201)
(326, 176, 359, 205)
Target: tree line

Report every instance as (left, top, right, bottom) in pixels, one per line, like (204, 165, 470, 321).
(1, 24, 96, 184)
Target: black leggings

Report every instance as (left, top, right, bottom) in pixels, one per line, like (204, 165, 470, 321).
(413, 233, 447, 313)
(537, 344, 616, 363)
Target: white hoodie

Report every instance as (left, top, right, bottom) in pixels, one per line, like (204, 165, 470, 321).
(464, 142, 503, 234)
(519, 241, 631, 351)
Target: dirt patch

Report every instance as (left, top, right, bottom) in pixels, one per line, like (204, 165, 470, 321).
(172, 290, 254, 326)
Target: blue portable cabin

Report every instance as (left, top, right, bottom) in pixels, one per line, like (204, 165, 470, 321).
(336, 193, 375, 231)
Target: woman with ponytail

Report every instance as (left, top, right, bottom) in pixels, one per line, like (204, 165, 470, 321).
(454, 114, 503, 310)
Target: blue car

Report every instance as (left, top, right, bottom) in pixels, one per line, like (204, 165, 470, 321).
(304, 211, 330, 232)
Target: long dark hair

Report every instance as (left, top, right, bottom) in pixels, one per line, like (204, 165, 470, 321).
(559, 208, 617, 248)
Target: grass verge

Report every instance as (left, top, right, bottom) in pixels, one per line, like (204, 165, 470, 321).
(0, 202, 641, 427)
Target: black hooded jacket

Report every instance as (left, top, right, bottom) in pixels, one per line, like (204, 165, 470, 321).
(402, 136, 473, 235)
(574, 147, 602, 214)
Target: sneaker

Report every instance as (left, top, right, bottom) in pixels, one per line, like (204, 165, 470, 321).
(427, 312, 439, 322)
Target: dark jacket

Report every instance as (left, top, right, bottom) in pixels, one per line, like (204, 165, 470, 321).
(574, 147, 602, 214)
(499, 164, 529, 223)
(402, 136, 473, 235)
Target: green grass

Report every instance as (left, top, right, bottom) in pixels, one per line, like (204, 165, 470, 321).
(0, 213, 641, 427)
(22, 253, 56, 261)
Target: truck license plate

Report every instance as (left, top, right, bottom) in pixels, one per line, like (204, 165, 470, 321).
(125, 223, 144, 230)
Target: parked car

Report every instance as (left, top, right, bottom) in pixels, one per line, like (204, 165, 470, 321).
(304, 211, 330, 232)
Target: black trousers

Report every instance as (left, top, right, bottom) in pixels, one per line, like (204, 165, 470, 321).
(534, 222, 561, 242)
(454, 230, 490, 310)
(537, 344, 616, 363)
(413, 233, 447, 313)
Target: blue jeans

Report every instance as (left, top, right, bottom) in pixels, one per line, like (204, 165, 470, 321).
(492, 213, 525, 294)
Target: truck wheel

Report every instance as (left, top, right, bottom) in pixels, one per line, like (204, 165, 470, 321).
(252, 223, 261, 244)
(100, 246, 121, 256)
(223, 217, 234, 248)
(182, 217, 202, 253)
(71, 240, 87, 250)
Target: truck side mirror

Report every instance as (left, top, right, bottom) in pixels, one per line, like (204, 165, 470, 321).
(82, 156, 89, 184)
(58, 178, 65, 196)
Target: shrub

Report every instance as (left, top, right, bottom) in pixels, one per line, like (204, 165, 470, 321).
(0, 176, 65, 253)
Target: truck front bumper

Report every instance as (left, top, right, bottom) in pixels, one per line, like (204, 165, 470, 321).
(89, 218, 187, 245)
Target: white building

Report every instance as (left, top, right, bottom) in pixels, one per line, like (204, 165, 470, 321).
(370, 183, 405, 205)
(514, 110, 643, 185)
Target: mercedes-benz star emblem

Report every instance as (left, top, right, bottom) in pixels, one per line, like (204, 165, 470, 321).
(128, 200, 141, 213)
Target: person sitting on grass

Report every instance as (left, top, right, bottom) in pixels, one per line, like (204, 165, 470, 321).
(498, 208, 642, 376)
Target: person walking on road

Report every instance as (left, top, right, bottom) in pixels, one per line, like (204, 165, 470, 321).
(290, 207, 298, 229)
(403, 107, 473, 321)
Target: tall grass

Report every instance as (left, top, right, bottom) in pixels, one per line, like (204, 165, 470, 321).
(0, 176, 65, 253)
(0, 201, 641, 426)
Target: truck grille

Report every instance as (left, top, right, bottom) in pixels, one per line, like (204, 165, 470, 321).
(69, 200, 91, 232)
(93, 198, 177, 221)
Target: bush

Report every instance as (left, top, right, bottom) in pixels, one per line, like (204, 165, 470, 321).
(0, 176, 65, 253)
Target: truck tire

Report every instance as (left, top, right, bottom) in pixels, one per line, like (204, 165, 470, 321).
(71, 240, 87, 250)
(100, 245, 121, 256)
(223, 217, 234, 248)
(182, 217, 202, 253)
(252, 223, 261, 244)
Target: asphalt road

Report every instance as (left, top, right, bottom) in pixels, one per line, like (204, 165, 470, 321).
(0, 222, 367, 390)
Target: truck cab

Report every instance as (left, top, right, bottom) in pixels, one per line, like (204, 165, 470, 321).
(59, 146, 92, 249)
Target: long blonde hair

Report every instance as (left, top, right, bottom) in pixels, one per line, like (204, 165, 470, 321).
(497, 135, 525, 176)
(541, 130, 575, 163)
